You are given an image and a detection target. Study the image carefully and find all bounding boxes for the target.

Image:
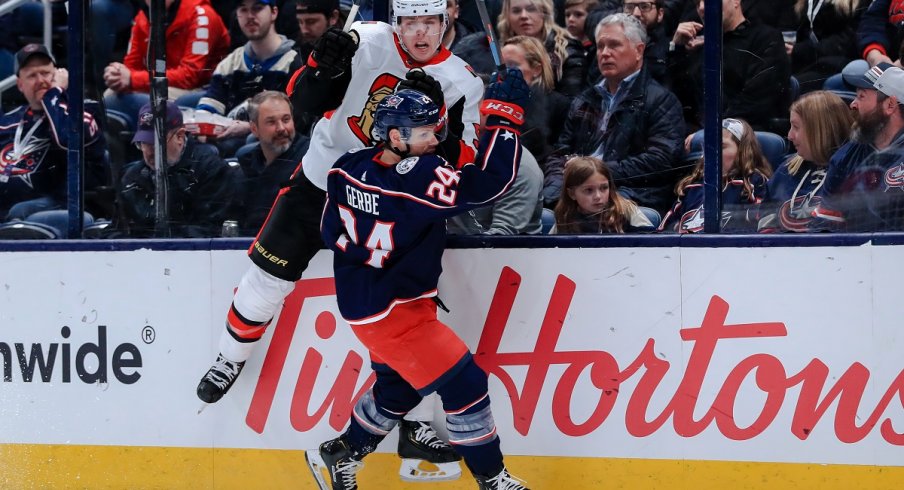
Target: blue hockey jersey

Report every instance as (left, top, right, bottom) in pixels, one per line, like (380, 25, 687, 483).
(321, 124, 521, 324)
(659, 172, 768, 233)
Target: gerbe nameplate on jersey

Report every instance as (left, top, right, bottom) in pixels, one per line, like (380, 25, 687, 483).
(345, 185, 380, 215)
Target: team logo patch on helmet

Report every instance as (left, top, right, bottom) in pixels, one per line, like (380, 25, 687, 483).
(396, 156, 418, 174)
(383, 94, 404, 109)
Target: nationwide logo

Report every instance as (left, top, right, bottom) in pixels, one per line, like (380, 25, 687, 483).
(0, 325, 146, 384)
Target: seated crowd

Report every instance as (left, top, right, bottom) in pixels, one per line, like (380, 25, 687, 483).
(3, 0, 903, 238)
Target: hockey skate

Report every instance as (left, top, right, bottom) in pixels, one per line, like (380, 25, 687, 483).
(196, 353, 245, 404)
(397, 420, 462, 482)
(306, 436, 364, 490)
(475, 467, 530, 490)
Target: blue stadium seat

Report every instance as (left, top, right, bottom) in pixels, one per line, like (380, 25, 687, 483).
(0, 221, 60, 239)
(683, 129, 789, 170)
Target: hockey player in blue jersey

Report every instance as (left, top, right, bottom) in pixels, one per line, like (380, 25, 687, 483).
(308, 69, 531, 490)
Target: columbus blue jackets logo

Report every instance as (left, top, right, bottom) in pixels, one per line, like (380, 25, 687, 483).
(779, 195, 822, 232)
(396, 157, 418, 174)
(0, 141, 44, 187)
(884, 162, 904, 190)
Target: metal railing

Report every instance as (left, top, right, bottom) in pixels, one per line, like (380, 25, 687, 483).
(0, 0, 54, 106)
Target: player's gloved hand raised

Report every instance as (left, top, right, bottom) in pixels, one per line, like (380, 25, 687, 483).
(310, 27, 359, 79)
(480, 68, 531, 127)
(397, 69, 445, 109)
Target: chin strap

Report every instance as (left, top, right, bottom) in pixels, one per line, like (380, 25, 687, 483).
(383, 141, 410, 159)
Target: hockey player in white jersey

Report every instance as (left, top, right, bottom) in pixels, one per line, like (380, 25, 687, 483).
(196, 0, 484, 483)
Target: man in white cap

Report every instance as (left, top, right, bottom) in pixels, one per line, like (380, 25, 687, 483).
(811, 62, 904, 230)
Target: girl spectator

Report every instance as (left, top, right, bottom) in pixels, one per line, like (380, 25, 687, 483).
(553, 156, 654, 234)
(660, 118, 773, 233)
(501, 35, 570, 162)
(759, 91, 853, 232)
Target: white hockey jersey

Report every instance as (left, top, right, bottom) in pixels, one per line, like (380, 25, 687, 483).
(299, 21, 485, 190)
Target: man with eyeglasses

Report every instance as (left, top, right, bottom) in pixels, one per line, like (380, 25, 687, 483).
(0, 44, 107, 225)
(118, 101, 238, 238)
(622, 0, 668, 83)
(196, 0, 305, 156)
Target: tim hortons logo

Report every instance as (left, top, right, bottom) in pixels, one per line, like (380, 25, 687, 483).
(245, 267, 904, 445)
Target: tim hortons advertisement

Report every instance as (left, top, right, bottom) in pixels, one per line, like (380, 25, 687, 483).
(0, 245, 903, 467)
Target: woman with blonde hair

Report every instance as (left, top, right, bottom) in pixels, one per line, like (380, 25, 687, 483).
(660, 118, 773, 233)
(759, 90, 853, 232)
(553, 156, 654, 234)
(501, 35, 570, 158)
(454, 0, 587, 95)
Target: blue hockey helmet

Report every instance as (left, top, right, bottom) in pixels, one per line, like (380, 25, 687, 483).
(373, 89, 447, 144)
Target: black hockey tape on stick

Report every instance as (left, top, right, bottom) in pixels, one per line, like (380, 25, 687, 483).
(475, 0, 504, 75)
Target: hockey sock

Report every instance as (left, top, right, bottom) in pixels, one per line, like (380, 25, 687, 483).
(436, 356, 505, 478)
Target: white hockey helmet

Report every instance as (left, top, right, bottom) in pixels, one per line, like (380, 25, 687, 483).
(392, 0, 449, 42)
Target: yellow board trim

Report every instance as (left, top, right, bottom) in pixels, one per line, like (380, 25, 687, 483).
(2, 444, 904, 489)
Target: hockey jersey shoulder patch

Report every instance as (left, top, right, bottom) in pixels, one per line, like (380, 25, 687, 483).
(396, 156, 419, 175)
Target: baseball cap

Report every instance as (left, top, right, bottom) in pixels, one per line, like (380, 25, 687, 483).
(842, 60, 892, 90)
(132, 101, 184, 144)
(296, 0, 339, 15)
(14, 44, 56, 75)
(873, 66, 904, 100)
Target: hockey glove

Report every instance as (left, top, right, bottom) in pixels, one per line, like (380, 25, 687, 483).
(480, 68, 531, 127)
(310, 27, 359, 80)
(397, 68, 445, 109)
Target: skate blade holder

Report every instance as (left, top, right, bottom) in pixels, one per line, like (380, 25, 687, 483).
(399, 459, 462, 482)
(305, 450, 332, 490)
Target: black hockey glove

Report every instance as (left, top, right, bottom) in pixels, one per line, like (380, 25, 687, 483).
(397, 68, 445, 109)
(480, 68, 531, 127)
(310, 27, 359, 80)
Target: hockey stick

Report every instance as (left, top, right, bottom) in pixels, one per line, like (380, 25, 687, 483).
(474, 0, 504, 73)
(343, 0, 360, 31)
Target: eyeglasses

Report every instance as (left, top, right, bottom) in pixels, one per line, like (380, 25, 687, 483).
(623, 1, 657, 13)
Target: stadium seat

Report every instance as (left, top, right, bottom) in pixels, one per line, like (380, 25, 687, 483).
(684, 129, 790, 169)
(0, 221, 60, 239)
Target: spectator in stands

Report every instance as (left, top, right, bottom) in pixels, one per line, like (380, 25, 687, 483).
(291, 0, 341, 134)
(102, 0, 231, 129)
(196, 0, 304, 156)
(660, 118, 772, 233)
(90, 0, 138, 93)
(233, 91, 309, 235)
(552, 156, 654, 233)
(118, 101, 237, 238)
(501, 36, 570, 167)
(456, 0, 588, 95)
(222, 0, 301, 51)
(443, 0, 474, 50)
(564, 0, 599, 47)
(0, 44, 106, 222)
(448, 101, 544, 235)
(757, 91, 853, 232)
(294, 0, 341, 61)
(623, 0, 669, 83)
(668, 0, 791, 132)
(813, 64, 904, 231)
(785, 0, 868, 94)
(858, 0, 904, 68)
(545, 13, 685, 213)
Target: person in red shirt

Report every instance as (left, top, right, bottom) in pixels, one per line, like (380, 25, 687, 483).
(103, 0, 231, 128)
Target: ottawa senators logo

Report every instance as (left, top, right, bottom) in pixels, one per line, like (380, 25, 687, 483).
(347, 73, 403, 146)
